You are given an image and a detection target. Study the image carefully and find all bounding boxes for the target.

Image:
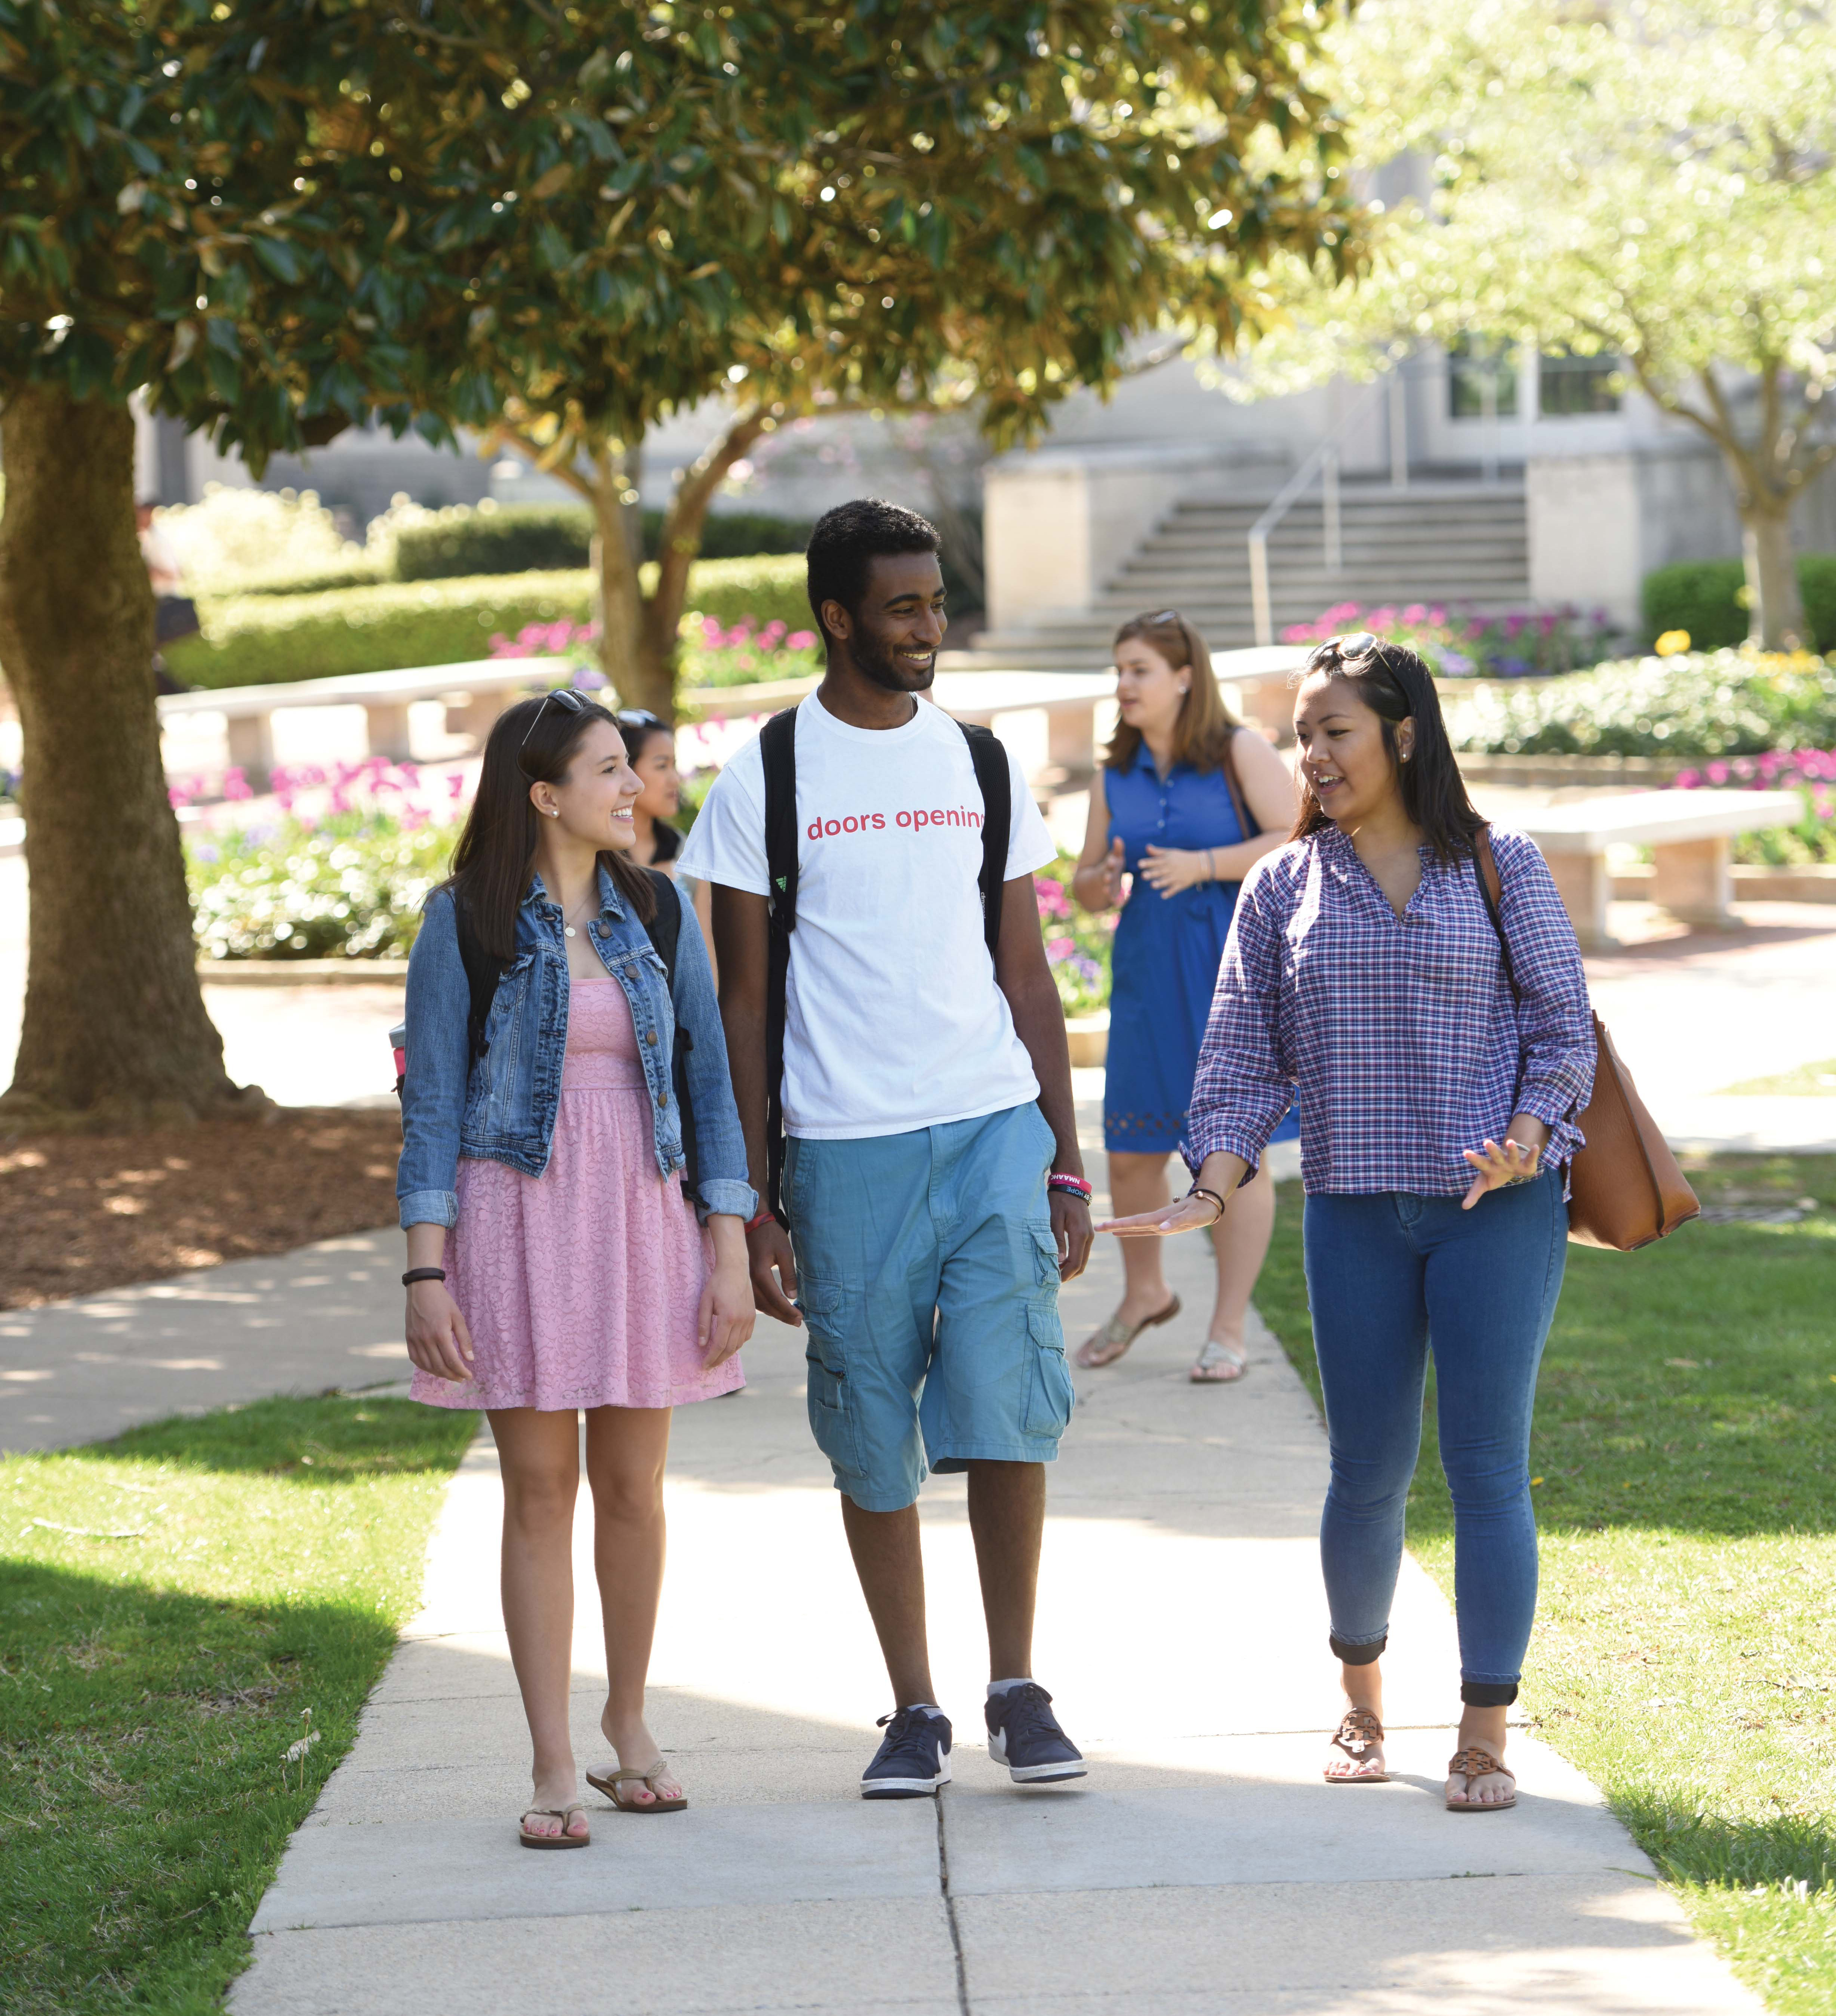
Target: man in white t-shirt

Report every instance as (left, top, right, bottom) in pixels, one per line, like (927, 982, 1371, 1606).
(681, 498, 1094, 1801)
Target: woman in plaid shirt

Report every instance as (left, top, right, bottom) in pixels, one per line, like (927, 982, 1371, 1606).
(1101, 633, 1593, 1815)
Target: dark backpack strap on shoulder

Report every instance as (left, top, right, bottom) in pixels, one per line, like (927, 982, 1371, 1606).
(1472, 826, 1520, 1005)
(641, 865, 682, 987)
(640, 868, 697, 1202)
(452, 889, 510, 1063)
(759, 708, 800, 1225)
(958, 719, 1010, 955)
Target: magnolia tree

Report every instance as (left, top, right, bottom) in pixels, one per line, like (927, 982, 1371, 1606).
(0, 0, 1359, 1123)
(473, 0, 1364, 716)
(0, 3, 736, 1124)
(1229, 0, 1836, 649)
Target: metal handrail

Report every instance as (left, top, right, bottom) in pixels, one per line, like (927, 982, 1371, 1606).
(1248, 368, 1410, 647)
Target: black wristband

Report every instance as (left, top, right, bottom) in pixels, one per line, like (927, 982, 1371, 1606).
(402, 1267, 447, 1286)
(1187, 1185, 1227, 1223)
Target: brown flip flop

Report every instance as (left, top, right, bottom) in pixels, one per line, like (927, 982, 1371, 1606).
(1323, 1707, 1388, 1784)
(1075, 1294, 1182, 1369)
(1445, 1744, 1516, 1811)
(587, 1764, 688, 1814)
(519, 1801, 590, 1848)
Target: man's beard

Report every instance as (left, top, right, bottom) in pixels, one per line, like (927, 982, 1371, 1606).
(853, 629, 936, 693)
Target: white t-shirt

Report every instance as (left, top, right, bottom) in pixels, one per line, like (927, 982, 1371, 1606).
(679, 691, 1057, 1140)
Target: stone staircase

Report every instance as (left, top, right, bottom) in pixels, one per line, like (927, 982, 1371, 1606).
(946, 477, 1530, 672)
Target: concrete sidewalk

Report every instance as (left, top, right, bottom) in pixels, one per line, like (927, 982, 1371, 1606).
(0, 1232, 408, 1454)
(232, 1224, 1756, 2016)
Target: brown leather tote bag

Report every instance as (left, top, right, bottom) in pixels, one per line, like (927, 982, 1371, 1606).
(1474, 829, 1699, 1251)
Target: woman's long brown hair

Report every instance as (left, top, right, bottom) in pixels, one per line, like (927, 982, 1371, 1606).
(441, 692, 656, 960)
(1103, 609, 1242, 774)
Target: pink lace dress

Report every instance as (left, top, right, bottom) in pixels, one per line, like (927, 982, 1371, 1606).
(412, 976, 743, 1413)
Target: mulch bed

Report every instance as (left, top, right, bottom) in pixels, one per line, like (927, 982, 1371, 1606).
(0, 1110, 403, 1309)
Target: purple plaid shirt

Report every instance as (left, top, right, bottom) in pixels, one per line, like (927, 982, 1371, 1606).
(1185, 824, 1594, 1196)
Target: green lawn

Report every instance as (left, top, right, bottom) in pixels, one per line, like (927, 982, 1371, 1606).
(1257, 1155, 1836, 2016)
(1717, 1058, 1836, 1096)
(0, 1396, 476, 2013)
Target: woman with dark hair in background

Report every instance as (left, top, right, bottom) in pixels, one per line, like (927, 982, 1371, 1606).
(395, 690, 757, 1849)
(1100, 634, 1593, 1813)
(617, 706, 715, 954)
(1070, 610, 1296, 1382)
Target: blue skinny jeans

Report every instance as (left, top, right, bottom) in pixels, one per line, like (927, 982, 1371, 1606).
(1301, 1170, 1568, 1706)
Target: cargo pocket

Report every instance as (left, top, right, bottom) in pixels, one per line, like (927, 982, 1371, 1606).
(1026, 1219, 1062, 1289)
(1022, 1301, 1075, 1438)
(799, 1279, 865, 1479)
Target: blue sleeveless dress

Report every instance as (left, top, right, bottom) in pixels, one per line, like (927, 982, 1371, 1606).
(1102, 741, 1301, 1156)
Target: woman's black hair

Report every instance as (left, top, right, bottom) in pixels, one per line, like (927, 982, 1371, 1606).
(441, 691, 654, 960)
(1291, 636, 1484, 863)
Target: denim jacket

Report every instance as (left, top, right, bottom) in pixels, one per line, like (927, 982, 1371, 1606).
(396, 865, 756, 1231)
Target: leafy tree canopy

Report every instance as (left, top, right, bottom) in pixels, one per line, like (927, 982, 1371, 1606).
(1222, 0, 1836, 646)
(440, 1, 1365, 707)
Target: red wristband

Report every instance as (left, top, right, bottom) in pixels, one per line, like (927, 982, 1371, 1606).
(745, 1209, 777, 1232)
(1047, 1173, 1093, 1200)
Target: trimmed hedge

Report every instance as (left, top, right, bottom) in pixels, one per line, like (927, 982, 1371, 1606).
(1445, 646, 1836, 758)
(164, 555, 810, 689)
(391, 504, 813, 581)
(1643, 554, 1836, 653)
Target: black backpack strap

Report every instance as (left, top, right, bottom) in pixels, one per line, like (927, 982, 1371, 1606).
(640, 866, 698, 1204)
(452, 890, 510, 1063)
(958, 719, 1010, 955)
(760, 708, 800, 1225)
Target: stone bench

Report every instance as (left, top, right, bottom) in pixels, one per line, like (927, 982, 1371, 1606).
(157, 657, 563, 787)
(1514, 789, 1803, 948)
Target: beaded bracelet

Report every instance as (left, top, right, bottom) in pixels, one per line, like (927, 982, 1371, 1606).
(1047, 1173, 1093, 1201)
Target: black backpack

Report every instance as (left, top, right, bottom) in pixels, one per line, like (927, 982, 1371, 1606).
(394, 866, 699, 1201)
(760, 705, 1011, 1226)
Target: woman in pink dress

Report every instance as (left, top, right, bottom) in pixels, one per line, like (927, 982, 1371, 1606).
(397, 691, 757, 1849)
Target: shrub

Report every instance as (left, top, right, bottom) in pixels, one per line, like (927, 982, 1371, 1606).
(166, 572, 596, 688)
(677, 613, 821, 689)
(1282, 599, 1616, 677)
(1037, 855, 1115, 1015)
(1642, 555, 1836, 653)
(391, 501, 814, 580)
(1444, 647, 1836, 758)
(155, 482, 375, 593)
(393, 505, 591, 580)
(165, 555, 812, 689)
(1674, 748, 1836, 865)
(189, 809, 453, 959)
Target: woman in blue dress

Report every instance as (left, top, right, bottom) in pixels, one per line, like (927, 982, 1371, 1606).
(1071, 611, 1298, 1381)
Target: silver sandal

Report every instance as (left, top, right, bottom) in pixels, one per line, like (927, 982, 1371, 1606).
(1190, 1339, 1247, 1383)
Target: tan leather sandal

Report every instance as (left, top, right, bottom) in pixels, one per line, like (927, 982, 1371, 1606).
(1323, 1707, 1388, 1783)
(519, 1802, 589, 1848)
(1075, 1294, 1181, 1369)
(586, 1763, 688, 1813)
(1445, 1744, 1516, 1811)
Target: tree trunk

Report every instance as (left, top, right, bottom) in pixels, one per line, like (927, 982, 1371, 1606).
(591, 456, 666, 716)
(0, 387, 261, 1128)
(635, 405, 773, 721)
(1740, 504, 1806, 652)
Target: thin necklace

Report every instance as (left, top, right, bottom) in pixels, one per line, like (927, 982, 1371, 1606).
(561, 891, 598, 939)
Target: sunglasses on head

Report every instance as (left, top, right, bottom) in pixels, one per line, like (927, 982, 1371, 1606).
(1311, 631, 1379, 664)
(520, 685, 590, 748)
(613, 708, 665, 732)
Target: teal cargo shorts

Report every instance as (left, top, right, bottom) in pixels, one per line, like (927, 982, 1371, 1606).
(785, 1100, 1072, 1513)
